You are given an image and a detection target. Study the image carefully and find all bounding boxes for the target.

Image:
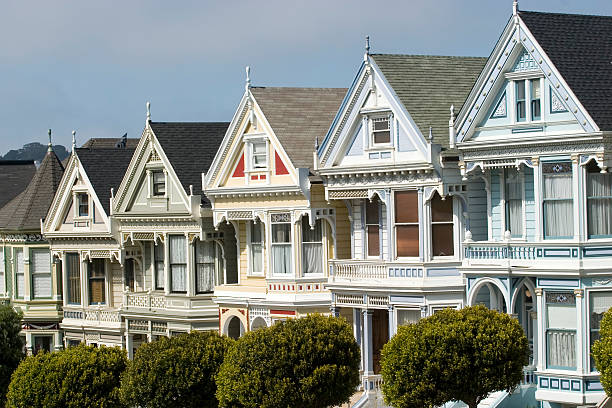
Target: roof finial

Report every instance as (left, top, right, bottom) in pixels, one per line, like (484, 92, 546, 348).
(364, 35, 370, 62)
(449, 105, 456, 149)
(245, 66, 251, 92)
(513, 0, 518, 16)
(314, 136, 319, 151)
(146, 101, 151, 121)
(47, 129, 53, 152)
(428, 126, 433, 142)
(71, 130, 76, 152)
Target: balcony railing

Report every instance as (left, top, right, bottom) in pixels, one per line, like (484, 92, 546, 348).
(331, 260, 388, 280)
(329, 259, 461, 282)
(122, 290, 215, 314)
(62, 307, 121, 325)
(124, 291, 167, 310)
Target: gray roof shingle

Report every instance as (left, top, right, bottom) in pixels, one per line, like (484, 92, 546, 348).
(76, 147, 136, 215)
(0, 160, 36, 209)
(519, 10, 612, 131)
(0, 151, 64, 231)
(250, 87, 347, 169)
(371, 54, 487, 148)
(81, 137, 140, 149)
(149, 122, 229, 206)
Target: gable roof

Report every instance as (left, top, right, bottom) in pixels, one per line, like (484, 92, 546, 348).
(81, 137, 140, 149)
(371, 54, 487, 148)
(149, 122, 229, 206)
(0, 151, 64, 231)
(0, 160, 36, 209)
(76, 147, 136, 214)
(250, 87, 347, 169)
(519, 10, 612, 131)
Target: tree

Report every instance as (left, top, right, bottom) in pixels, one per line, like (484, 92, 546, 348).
(592, 307, 612, 395)
(2, 142, 69, 162)
(381, 305, 529, 408)
(5, 344, 127, 408)
(120, 331, 233, 408)
(216, 314, 360, 408)
(0, 305, 24, 405)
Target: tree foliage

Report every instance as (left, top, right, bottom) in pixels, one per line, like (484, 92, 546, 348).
(216, 314, 360, 408)
(120, 331, 233, 408)
(6, 343, 127, 408)
(381, 305, 529, 408)
(0, 305, 24, 405)
(593, 307, 612, 395)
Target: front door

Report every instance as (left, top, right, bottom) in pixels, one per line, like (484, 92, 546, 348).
(372, 309, 389, 374)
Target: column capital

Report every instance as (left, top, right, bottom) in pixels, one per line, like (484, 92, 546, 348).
(574, 288, 584, 297)
(531, 156, 540, 166)
(571, 153, 580, 164)
(535, 288, 543, 296)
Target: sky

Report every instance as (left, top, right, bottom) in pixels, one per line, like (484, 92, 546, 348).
(2, 0, 612, 154)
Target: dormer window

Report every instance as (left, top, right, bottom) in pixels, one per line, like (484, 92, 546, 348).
(152, 171, 166, 196)
(513, 78, 541, 123)
(371, 116, 391, 145)
(251, 141, 267, 169)
(77, 193, 89, 217)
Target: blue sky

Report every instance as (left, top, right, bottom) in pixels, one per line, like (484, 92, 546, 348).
(1, 0, 611, 154)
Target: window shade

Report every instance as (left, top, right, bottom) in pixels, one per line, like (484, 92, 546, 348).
(169, 236, 186, 292)
(31, 249, 51, 298)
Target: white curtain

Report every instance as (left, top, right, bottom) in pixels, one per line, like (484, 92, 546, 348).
(543, 174, 573, 238)
(505, 171, 523, 235)
(169, 236, 186, 292)
(547, 330, 576, 368)
(250, 222, 263, 274)
(587, 173, 612, 236)
(272, 245, 291, 274)
(590, 291, 612, 330)
(195, 241, 215, 293)
(16, 249, 24, 298)
(31, 249, 51, 298)
(154, 242, 165, 290)
(397, 309, 420, 326)
(302, 218, 323, 275)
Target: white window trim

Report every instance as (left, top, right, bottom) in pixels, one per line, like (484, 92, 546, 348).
(429, 195, 458, 260)
(506, 74, 544, 125)
(364, 199, 382, 259)
(301, 216, 327, 277)
(501, 169, 527, 240)
(268, 213, 293, 278)
(367, 113, 394, 149)
(244, 135, 269, 173)
(147, 167, 168, 199)
(72, 190, 92, 228)
(247, 220, 265, 277)
(392, 189, 421, 260)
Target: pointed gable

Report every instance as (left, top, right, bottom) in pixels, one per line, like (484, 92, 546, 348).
(520, 11, 612, 131)
(250, 87, 347, 169)
(371, 54, 486, 148)
(0, 151, 64, 231)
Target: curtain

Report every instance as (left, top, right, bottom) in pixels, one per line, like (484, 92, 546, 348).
(250, 222, 263, 274)
(66, 253, 81, 304)
(272, 245, 291, 274)
(397, 309, 420, 326)
(587, 173, 612, 236)
(302, 218, 323, 274)
(547, 330, 576, 368)
(195, 241, 215, 293)
(169, 236, 186, 292)
(31, 249, 51, 298)
(543, 174, 573, 238)
(154, 243, 165, 290)
(16, 249, 24, 298)
(505, 171, 523, 235)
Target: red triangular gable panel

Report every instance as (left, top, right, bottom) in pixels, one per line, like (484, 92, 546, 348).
(232, 154, 245, 178)
(275, 151, 289, 175)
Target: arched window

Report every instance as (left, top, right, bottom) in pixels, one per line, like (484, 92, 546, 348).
(227, 316, 243, 340)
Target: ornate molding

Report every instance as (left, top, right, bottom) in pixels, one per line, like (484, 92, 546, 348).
(462, 142, 603, 161)
(1, 234, 45, 243)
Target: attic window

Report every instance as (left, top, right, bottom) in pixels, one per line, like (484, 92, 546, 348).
(251, 141, 267, 170)
(77, 193, 89, 217)
(152, 171, 166, 196)
(371, 117, 391, 144)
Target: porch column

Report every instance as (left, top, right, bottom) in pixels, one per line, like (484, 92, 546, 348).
(164, 235, 170, 296)
(574, 289, 584, 373)
(54, 331, 62, 351)
(530, 310, 538, 366)
(388, 305, 395, 339)
(353, 308, 361, 348)
(81, 256, 87, 307)
(62, 252, 68, 307)
(535, 288, 545, 372)
(330, 306, 339, 318)
(185, 236, 194, 297)
(362, 309, 374, 375)
(532, 158, 542, 241)
(125, 332, 134, 360)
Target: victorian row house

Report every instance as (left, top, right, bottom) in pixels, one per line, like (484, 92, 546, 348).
(1, 4, 611, 408)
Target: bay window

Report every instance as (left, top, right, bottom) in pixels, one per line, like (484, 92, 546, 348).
(431, 193, 454, 256)
(249, 221, 264, 275)
(590, 291, 612, 371)
(546, 291, 576, 370)
(66, 253, 81, 304)
(15, 248, 24, 298)
(169, 235, 186, 293)
(366, 198, 380, 257)
(586, 161, 612, 238)
(271, 213, 291, 275)
(195, 240, 215, 293)
(505, 169, 523, 237)
(154, 242, 165, 290)
(31, 249, 51, 299)
(543, 161, 573, 239)
(395, 191, 419, 257)
(302, 216, 323, 275)
(88, 259, 105, 305)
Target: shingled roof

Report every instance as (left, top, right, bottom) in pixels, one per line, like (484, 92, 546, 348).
(250, 87, 347, 169)
(519, 10, 612, 131)
(76, 147, 136, 215)
(0, 160, 36, 209)
(0, 151, 64, 231)
(81, 137, 140, 149)
(149, 122, 229, 206)
(371, 54, 487, 148)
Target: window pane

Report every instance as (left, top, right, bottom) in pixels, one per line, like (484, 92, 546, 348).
(373, 118, 389, 131)
(125, 259, 135, 292)
(252, 142, 266, 154)
(78, 194, 88, 216)
(397, 309, 420, 326)
(395, 191, 418, 223)
(543, 163, 573, 238)
(516, 80, 525, 99)
(0, 250, 4, 294)
(367, 225, 380, 257)
(531, 79, 541, 119)
(195, 240, 215, 293)
(374, 131, 390, 144)
(15, 249, 24, 298)
(169, 236, 186, 292)
(432, 224, 454, 256)
(66, 253, 80, 304)
(32, 249, 51, 298)
(516, 80, 526, 122)
(431, 194, 452, 222)
(154, 243, 165, 290)
(396, 225, 419, 257)
(272, 245, 291, 274)
(250, 222, 263, 274)
(366, 199, 379, 224)
(505, 170, 523, 236)
(272, 224, 291, 243)
(89, 259, 105, 305)
(302, 217, 322, 243)
(153, 171, 165, 196)
(587, 171, 612, 237)
(251, 222, 262, 243)
(547, 304, 577, 329)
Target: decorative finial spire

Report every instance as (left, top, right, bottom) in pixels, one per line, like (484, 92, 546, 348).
(449, 105, 456, 149)
(245, 66, 251, 92)
(146, 101, 151, 121)
(428, 126, 433, 142)
(47, 129, 53, 152)
(513, 0, 518, 16)
(314, 136, 319, 151)
(72, 130, 76, 152)
(364, 36, 370, 62)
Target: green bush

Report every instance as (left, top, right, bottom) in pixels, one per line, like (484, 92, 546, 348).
(6, 343, 127, 408)
(381, 305, 529, 408)
(0, 305, 24, 405)
(120, 331, 233, 408)
(593, 307, 612, 395)
(216, 314, 360, 408)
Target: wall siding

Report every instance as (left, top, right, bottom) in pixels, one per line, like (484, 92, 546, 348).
(524, 167, 536, 241)
(468, 178, 488, 242)
(490, 170, 502, 241)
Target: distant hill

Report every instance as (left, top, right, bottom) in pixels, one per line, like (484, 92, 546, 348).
(2, 142, 69, 162)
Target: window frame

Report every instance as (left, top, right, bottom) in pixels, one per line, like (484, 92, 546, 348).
(194, 239, 218, 294)
(515, 80, 527, 122)
(169, 235, 187, 294)
(248, 221, 264, 276)
(545, 291, 577, 370)
(530, 78, 542, 120)
(430, 193, 455, 258)
(394, 190, 420, 259)
(503, 168, 525, 239)
(369, 115, 393, 147)
(88, 258, 106, 305)
(585, 162, 612, 239)
(77, 192, 89, 218)
(31, 248, 52, 299)
(365, 198, 381, 258)
(154, 242, 165, 291)
(301, 216, 324, 276)
(270, 213, 292, 276)
(542, 161, 574, 240)
(66, 252, 81, 305)
(151, 170, 166, 197)
(14, 248, 24, 299)
(0, 247, 5, 295)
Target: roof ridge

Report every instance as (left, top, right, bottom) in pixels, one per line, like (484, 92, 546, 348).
(371, 53, 487, 60)
(250, 86, 348, 90)
(519, 9, 612, 19)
